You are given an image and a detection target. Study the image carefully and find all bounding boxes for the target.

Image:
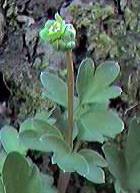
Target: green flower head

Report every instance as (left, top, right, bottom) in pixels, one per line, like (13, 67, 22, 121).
(39, 13, 76, 51)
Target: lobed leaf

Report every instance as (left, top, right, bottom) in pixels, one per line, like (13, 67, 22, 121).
(0, 126, 26, 154)
(78, 105, 124, 143)
(40, 72, 67, 107)
(2, 152, 57, 193)
(79, 149, 107, 183)
(76, 59, 121, 104)
(20, 118, 62, 138)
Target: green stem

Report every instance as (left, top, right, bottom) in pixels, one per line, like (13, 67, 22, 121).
(57, 50, 74, 193)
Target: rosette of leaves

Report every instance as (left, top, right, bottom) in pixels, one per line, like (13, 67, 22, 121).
(17, 58, 124, 184)
(103, 117, 140, 193)
(39, 13, 76, 51)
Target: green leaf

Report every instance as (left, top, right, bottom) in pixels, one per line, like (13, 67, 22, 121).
(54, 152, 89, 176)
(79, 149, 107, 183)
(40, 174, 57, 193)
(19, 130, 47, 151)
(103, 143, 127, 191)
(40, 72, 67, 107)
(114, 181, 123, 193)
(20, 118, 62, 138)
(125, 118, 140, 190)
(76, 60, 121, 104)
(89, 86, 122, 103)
(103, 118, 140, 192)
(35, 110, 56, 125)
(78, 106, 124, 142)
(76, 58, 95, 103)
(40, 135, 71, 156)
(19, 117, 62, 152)
(0, 126, 26, 154)
(0, 149, 7, 174)
(2, 152, 57, 193)
(93, 61, 120, 87)
(0, 178, 4, 193)
(125, 118, 140, 167)
(2, 152, 43, 193)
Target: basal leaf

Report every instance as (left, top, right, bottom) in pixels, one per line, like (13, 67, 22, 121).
(40, 72, 67, 107)
(3, 152, 57, 193)
(40, 135, 71, 156)
(103, 118, 140, 192)
(0, 178, 4, 193)
(2, 152, 42, 193)
(125, 118, 140, 190)
(19, 118, 63, 152)
(0, 126, 26, 154)
(76, 58, 95, 103)
(54, 152, 89, 177)
(93, 61, 120, 88)
(88, 86, 122, 104)
(125, 118, 140, 168)
(103, 143, 127, 191)
(78, 106, 124, 142)
(35, 110, 56, 125)
(76, 60, 121, 104)
(0, 149, 7, 174)
(79, 149, 107, 183)
(19, 130, 47, 151)
(40, 174, 57, 193)
(20, 118, 62, 138)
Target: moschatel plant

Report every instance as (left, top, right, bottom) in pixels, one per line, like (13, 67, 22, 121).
(0, 13, 125, 193)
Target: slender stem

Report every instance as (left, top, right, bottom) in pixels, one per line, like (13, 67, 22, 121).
(66, 50, 74, 148)
(57, 172, 71, 193)
(57, 50, 74, 193)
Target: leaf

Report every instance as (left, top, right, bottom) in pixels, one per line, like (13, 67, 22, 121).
(40, 72, 67, 107)
(89, 86, 122, 103)
(20, 118, 62, 138)
(79, 149, 107, 167)
(125, 118, 140, 190)
(0, 126, 26, 154)
(2, 152, 43, 193)
(78, 106, 124, 142)
(0, 149, 7, 173)
(125, 118, 140, 167)
(76, 58, 95, 103)
(103, 143, 127, 190)
(103, 118, 140, 192)
(40, 135, 71, 157)
(35, 110, 56, 125)
(19, 117, 62, 152)
(40, 174, 57, 193)
(54, 152, 89, 177)
(19, 130, 47, 151)
(76, 60, 121, 104)
(114, 181, 122, 193)
(79, 149, 107, 183)
(0, 178, 4, 193)
(19, 117, 63, 152)
(2, 153, 57, 193)
(94, 61, 120, 87)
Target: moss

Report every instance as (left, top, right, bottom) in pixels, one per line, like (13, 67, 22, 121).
(70, 1, 140, 105)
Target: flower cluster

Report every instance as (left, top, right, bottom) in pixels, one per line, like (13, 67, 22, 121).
(39, 13, 76, 51)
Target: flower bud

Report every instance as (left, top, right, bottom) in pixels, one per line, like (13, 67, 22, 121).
(39, 13, 76, 51)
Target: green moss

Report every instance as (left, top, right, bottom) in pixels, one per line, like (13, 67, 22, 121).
(70, 1, 140, 105)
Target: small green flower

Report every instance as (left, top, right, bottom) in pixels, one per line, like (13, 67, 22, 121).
(39, 13, 76, 51)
